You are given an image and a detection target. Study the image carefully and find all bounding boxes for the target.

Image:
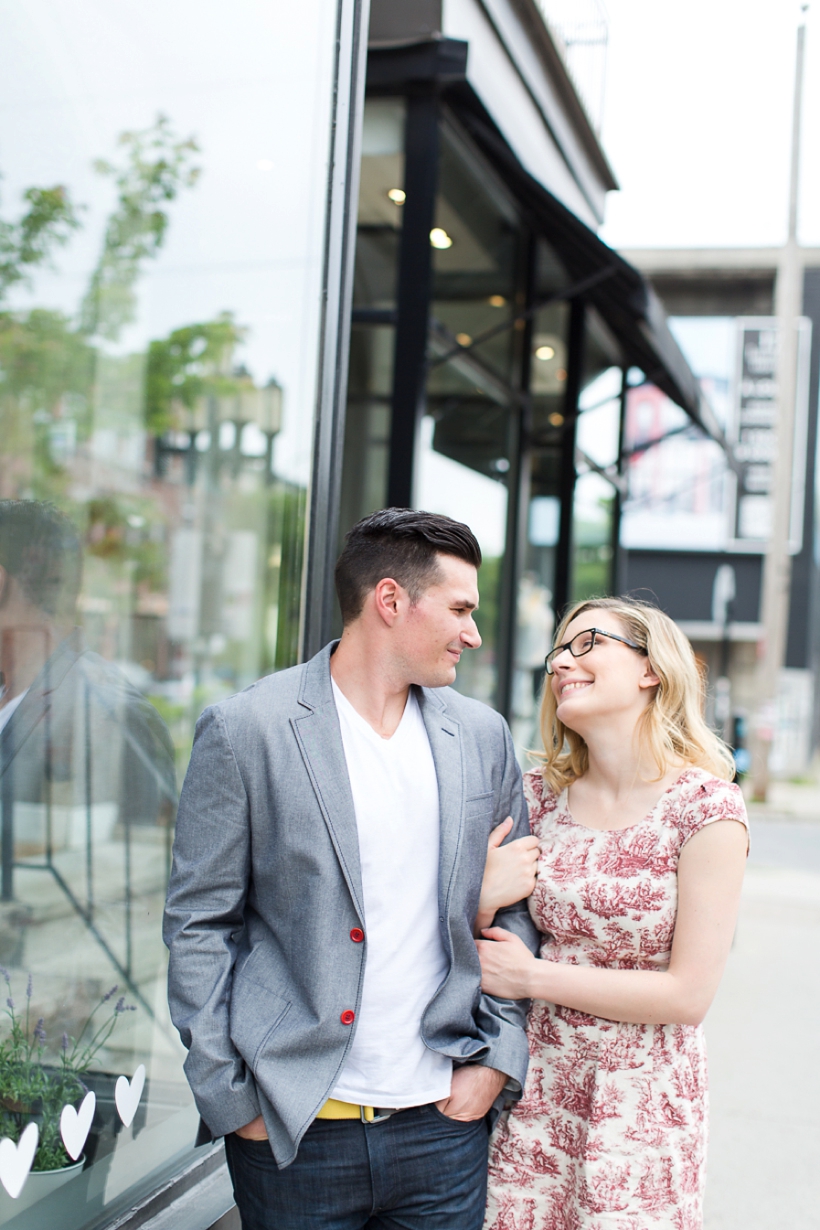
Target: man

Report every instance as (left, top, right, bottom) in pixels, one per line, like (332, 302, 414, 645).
(0, 499, 176, 865)
(164, 508, 539, 1230)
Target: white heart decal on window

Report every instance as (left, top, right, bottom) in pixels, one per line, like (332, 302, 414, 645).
(114, 1064, 145, 1128)
(60, 1091, 96, 1161)
(0, 1123, 39, 1199)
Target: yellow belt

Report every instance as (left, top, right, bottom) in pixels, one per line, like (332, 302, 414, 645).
(316, 1097, 375, 1122)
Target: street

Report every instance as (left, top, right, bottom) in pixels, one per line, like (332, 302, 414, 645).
(704, 790, 820, 1229)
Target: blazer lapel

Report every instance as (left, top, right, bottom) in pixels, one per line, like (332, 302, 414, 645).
(290, 645, 364, 920)
(0, 631, 84, 780)
(418, 687, 464, 919)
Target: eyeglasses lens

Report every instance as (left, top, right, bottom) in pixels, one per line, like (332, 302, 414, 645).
(546, 629, 597, 673)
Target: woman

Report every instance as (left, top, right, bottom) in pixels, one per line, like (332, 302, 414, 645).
(476, 597, 748, 1230)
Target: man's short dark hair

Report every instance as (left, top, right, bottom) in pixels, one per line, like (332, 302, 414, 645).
(335, 508, 482, 625)
(0, 500, 82, 618)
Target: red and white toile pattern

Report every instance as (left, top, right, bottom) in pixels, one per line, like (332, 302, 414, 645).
(485, 767, 748, 1230)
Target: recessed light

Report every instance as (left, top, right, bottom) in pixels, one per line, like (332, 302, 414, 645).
(430, 227, 453, 249)
(488, 295, 506, 307)
(387, 188, 406, 204)
(549, 412, 564, 427)
(535, 345, 555, 361)
(257, 159, 274, 171)
(456, 333, 472, 346)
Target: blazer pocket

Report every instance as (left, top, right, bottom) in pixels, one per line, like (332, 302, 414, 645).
(464, 791, 494, 818)
(230, 970, 291, 1071)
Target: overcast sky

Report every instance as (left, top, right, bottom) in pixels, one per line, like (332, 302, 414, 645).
(598, 0, 820, 250)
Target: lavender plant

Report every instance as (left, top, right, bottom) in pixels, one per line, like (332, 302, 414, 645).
(0, 972, 135, 1170)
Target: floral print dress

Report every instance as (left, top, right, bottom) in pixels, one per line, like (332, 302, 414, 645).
(485, 767, 748, 1230)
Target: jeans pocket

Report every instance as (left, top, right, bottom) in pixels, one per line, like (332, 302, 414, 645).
(428, 1104, 487, 1130)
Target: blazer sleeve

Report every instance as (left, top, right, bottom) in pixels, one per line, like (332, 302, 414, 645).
(163, 705, 262, 1136)
(472, 717, 540, 1098)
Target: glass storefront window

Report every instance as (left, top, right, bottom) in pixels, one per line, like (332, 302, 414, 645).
(423, 123, 524, 709)
(339, 99, 405, 540)
(511, 295, 569, 751)
(572, 353, 622, 601)
(0, 0, 337, 1223)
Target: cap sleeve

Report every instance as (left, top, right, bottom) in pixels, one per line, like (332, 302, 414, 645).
(523, 770, 561, 838)
(676, 773, 749, 852)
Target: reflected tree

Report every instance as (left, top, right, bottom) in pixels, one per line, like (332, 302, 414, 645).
(80, 115, 200, 341)
(144, 313, 246, 436)
(0, 183, 81, 302)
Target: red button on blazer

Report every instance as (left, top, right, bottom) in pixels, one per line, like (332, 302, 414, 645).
(340, 1010, 355, 1026)
(350, 928, 364, 943)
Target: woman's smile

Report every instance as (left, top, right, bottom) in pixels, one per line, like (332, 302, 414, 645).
(558, 679, 591, 697)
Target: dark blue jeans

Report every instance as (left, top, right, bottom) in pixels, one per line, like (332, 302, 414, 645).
(224, 1105, 489, 1230)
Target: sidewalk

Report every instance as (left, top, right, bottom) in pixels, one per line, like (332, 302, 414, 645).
(703, 778, 820, 1229)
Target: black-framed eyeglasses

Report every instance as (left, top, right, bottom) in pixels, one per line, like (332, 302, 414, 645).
(544, 627, 646, 674)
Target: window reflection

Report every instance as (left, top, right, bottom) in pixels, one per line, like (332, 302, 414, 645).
(0, 0, 332, 1219)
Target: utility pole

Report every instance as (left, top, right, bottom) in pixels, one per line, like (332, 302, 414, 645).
(751, 9, 807, 800)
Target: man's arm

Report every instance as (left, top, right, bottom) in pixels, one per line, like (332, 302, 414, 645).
(471, 718, 540, 1098)
(163, 706, 261, 1137)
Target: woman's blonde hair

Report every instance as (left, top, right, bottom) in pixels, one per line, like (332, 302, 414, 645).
(537, 596, 735, 791)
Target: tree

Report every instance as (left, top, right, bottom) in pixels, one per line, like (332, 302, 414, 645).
(143, 314, 246, 435)
(0, 183, 81, 303)
(79, 114, 200, 340)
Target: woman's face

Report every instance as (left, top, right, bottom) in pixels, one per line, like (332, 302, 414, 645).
(549, 613, 659, 734)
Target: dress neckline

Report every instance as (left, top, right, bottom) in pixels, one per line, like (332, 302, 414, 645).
(557, 767, 697, 834)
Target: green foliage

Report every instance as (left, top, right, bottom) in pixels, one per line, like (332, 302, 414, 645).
(144, 313, 246, 434)
(0, 973, 134, 1171)
(0, 309, 94, 412)
(80, 114, 200, 340)
(0, 183, 82, 303)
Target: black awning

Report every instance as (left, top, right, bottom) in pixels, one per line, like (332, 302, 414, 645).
(448, 86, 729, 449)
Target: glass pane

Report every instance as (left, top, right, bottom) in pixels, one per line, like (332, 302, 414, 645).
(355, 99, 406, 310)
(339, 326, 394, 533)
(421, 123, 524, 709)
(415, 418, 508, 707)
(431, 125, 521, 387)
(510, 299, 570, 755)
(572, 471, 614, 601)
(0, 0, 335, 1222)
(338, 97, 406, 563)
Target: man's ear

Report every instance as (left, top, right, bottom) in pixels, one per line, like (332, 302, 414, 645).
(372, 576, 406, 626)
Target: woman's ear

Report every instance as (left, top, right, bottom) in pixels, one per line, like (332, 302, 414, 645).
(638, 658, 660, 690)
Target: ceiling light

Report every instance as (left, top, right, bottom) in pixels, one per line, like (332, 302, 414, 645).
(456, 333, 472, 346)
(555, 368, 567, 381)
(387, 188, 406, 204)
(256, 159, 274, 171)
(429, 227, 453, 249)
(549, 412, 564, 427)
(535, 345, 555, 361)
(488, 295, 506, 307)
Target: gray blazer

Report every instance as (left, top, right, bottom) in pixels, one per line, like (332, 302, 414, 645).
(163, 643, 539, 1168)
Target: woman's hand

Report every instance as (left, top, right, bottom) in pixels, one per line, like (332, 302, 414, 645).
(476, 926, 538, 1000)
(474, 818, 540, 935)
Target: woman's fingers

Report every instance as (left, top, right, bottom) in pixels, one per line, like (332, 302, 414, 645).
(479, 926, 516, 943)
(487, 816, 514, 849)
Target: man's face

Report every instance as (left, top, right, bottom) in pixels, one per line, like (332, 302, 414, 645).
(397, 554, 482, 687)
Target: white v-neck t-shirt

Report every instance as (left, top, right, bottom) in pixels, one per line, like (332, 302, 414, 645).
(330, 679, 452, 1107)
